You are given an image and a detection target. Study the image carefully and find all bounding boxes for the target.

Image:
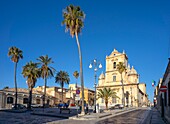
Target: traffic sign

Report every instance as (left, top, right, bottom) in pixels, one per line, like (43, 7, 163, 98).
(75, 96, 80, 100)
(76, 89, 80, 94)
(160, 86, 167, 92)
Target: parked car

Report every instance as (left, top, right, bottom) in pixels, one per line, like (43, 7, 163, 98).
(58, 103, 69, 108)
(118, 104, 124, 109)
(12, 104, 26, 109)
(110, 104, 124, 109)
(142, 105, 147, 107)
(31, 104, 42, 108)
(70, 103, 76, 107)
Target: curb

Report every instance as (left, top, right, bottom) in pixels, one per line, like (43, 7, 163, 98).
(31, 112, 69, 119)
(0, 109, 27, 113)
(70, 108, 137, 121)
(96, 108, 137, 122)
(163, 117, 169, 124)
(69, 113, 113, 120)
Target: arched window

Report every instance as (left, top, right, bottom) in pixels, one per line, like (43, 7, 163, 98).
(36, 99, 41, 104)
(23, 98, 28, 104)
(113, 62, 116, 69)
(7, 97, 13, 104)
(47, 99, 50, 104)
(113, 76, 116, 82)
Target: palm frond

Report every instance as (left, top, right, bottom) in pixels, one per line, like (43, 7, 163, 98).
(62, 5, 85, 37)
(8, 46, 23, 63)
(37, 55, 55, 79)
(55, 71, 70, 88)
(22, 61, 40, 89)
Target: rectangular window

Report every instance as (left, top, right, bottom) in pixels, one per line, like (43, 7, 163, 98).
(113, 76, 116, 82)
(112, 97, 116, 103)
(7, 97, 13, 104)
(101, 98, 104, 103)
(23, 98, 28, 104)
(113, 62, 116, 69)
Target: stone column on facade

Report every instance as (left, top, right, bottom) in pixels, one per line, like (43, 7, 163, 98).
(130, 87, 133, 107)
(0, 93, 2, 108)
(4, 93, 7, 108)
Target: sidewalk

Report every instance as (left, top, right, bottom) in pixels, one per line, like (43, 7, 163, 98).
(48, 107, 138, 124)
(69, 107, 136, 120)
(31, 107, 80, 119)
(150, 108, 166, 124)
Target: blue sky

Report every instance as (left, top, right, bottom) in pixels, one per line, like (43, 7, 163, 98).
(1, 0, 170, 102)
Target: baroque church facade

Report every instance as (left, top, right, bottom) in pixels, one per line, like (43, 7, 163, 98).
(97, 49, 148, 107)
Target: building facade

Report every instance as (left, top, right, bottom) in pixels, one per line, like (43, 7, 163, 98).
(155, 58, 170, 123)
(97, 49, 148, 107)
(0, 87, 56, 109)
(34, 86, 67, 104)
(154, 78, 162, 107)
(66, 84, 95, 106)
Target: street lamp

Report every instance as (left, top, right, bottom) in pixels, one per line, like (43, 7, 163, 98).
(89, 59, 102, 113)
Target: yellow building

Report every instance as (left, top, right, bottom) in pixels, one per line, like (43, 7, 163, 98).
(34, 86, 67, 104)
(97, 49, 148, 107)
(67, 84, 95, 106)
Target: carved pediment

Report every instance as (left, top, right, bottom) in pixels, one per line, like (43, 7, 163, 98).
(111, 58, 118, 61)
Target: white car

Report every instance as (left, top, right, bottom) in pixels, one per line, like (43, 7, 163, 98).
(12, 104, 26, 109)
(142, 105, 147, 107)
(113, 104, 124, 109)
(31, 104, 42, 108)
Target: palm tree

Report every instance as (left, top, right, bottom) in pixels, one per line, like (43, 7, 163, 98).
(8, 46, 23, 109)
(97, 87, 118, 110)
(55, 71, 70, 102)
(22, 61, 40, 110)
(37, 55, 55, 108)
(73, 71, 79, 88)
(62, 4, 85, 114)
(117, 62, 126, 106)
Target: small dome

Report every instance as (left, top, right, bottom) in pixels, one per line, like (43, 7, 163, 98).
(113, 48, 118, 52)
(99, 72, 105, 79)
(129, 66, 137, 75)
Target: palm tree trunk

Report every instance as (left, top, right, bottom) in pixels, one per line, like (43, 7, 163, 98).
(75, 32, 85, 114)
(14, 62, 18, 109)
(105, 101, 108, 110)
(121, 74, 125, 106)
(61, 82, 64, 103)
(43, 77, 47, 108)
(76, 78, 77, 88)
(28, 88, 32, 110)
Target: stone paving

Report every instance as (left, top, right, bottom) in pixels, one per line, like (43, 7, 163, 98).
(48, 107, 142, 124)
(48, 109, 149, 124)
(0, 109, 63, 124)
(150, 108, 166, 124)
(0, 107, 166, 124)
(0, 107, 136, 124)
(96, 109, 148, 124)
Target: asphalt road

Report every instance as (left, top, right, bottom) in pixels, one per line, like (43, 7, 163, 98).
(96, 109, 148, 124)
(0, 108, 150, 124)
(0, 111, 63, 124)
